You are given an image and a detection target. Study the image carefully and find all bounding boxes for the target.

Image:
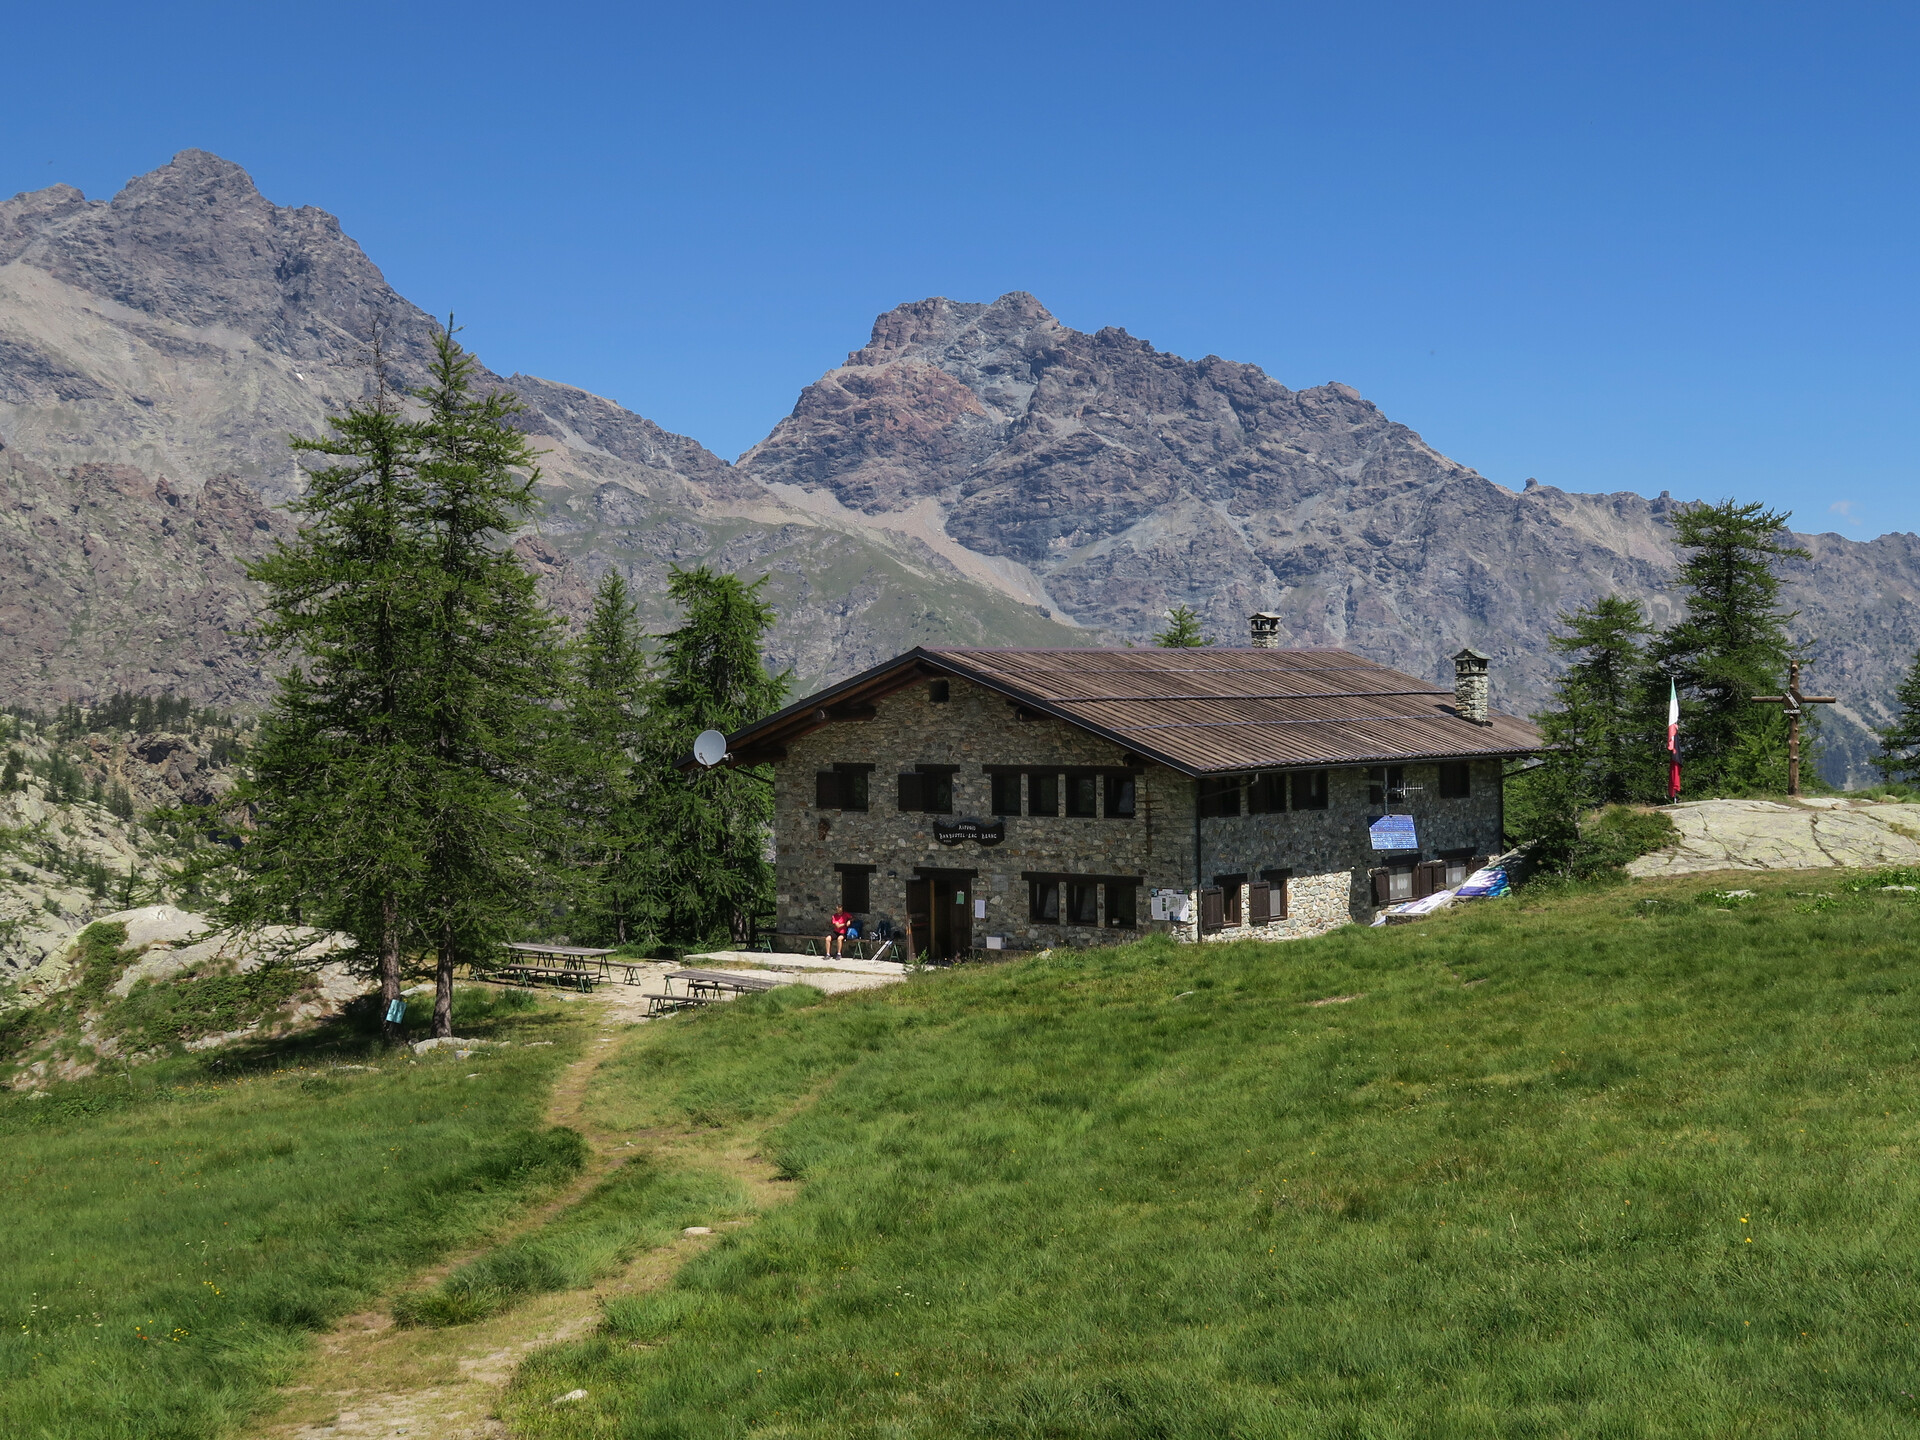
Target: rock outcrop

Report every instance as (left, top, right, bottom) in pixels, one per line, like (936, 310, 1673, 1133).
(1625, 798, 1920, 877)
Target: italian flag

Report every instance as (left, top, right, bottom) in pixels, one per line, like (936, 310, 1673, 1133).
(1666, 679, 1682, 800)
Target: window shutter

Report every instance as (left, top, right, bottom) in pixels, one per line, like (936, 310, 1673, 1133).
(815, 770, 840, 809)
(1415, 860, 1447, 897)
(1370, 867, 1391, 906)
(897, 772, 924, 812)
(1274, 874, 1290, 919)
(1248, 881, 1271, 925)
(1200, 886, 1225, 932)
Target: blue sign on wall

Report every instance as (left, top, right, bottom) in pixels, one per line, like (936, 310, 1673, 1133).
(1369, 814, 1419, 851)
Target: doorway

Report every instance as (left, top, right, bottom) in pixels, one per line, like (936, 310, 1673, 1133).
(906, 869, 974, 961)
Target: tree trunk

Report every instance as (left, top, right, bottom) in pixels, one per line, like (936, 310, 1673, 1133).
(433, 920, 456, 1039)
(380, 893, 404, 1046)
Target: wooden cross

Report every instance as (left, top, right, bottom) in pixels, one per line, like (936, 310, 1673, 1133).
(1749, 661, 1835, 797)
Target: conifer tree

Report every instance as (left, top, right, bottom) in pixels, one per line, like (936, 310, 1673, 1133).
(223, 353, 432, 1043)
(1154, 605, 1213, 648)
(1539, 596, 1657, 805)
(1646, 500, 1804, 794)
(1513, 597, 1656, 871)
(1872, 648, 1920, 785)
(630, 567, 788, 946)
(410, 325, 568, 1037)
(568, 572, 650, 944)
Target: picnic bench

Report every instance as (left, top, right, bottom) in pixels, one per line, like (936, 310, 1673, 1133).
(642, 966, 785, 1016)
(476, 942, 617, 992)
(483, 962, 599, 993)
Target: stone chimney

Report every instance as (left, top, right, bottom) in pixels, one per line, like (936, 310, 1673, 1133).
(1453, 647, 1491, 724)
(1249, 612, 1283, 648)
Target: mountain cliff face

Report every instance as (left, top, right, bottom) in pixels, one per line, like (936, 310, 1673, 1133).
(738, 294, 1920, 783)
(0, 153, 1083, 709)
(2, 154, 1915, 784)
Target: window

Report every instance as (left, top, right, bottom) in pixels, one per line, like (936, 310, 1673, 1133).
(835, 864, 874, 912)
(1368, 766, 1406, 808)
(1370, 863, 1416, 905)
(897, 766, 956, 814)
(1198, 777, 1241, 818)
(814, 764, 871, 811)
(989, 771, 1021, 816)
(1066, 881, 1100, 926)
(1260, 867, 1292, 920)
(1105, 881, 1137, 928)
(1104, 772, 1137, 819)
(1028, 771, 1059, 816)
(1029, 878, 1060, 923)
(928, 680, 950, 703)
(1290, 770, 1329, 810)
(1438, 762, 1471, 799)
(1441, 849, 1477, 888)
(1214, 873, 1246, 925)
(1066, 772, 1099, 818)
(1247, 773, 1287, 814)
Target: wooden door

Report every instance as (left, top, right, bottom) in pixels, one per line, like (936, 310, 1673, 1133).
(949, 876, 972, 956)
(906, 879, 931, 962)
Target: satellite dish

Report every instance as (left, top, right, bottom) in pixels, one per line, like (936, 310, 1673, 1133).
(692, 730, 729, 768)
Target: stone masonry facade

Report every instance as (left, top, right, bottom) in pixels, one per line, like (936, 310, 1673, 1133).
(774, 673, 1506, 952)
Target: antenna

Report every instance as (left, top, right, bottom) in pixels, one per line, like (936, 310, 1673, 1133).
(692, 730, 729, 768)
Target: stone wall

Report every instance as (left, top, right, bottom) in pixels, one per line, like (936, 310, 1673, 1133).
(773, 676, 1507, 951)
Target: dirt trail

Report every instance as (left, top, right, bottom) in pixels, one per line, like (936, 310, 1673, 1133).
(244, 976, 793, 1440)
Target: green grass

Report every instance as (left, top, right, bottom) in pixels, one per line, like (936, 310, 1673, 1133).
(505, 872, 1920, 1438)
(394, 1156, 749, 1327)
(0, 984, 588, 1440)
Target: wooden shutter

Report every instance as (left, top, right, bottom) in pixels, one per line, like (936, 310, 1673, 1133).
(1248, 881, 1271, 925)
(897, 771, 924, 812)
(1200, 886, 1225, 932)
(1370, 867, 1391, 906)
(1414, 860, 1446, 897)
(815, 770, 840, 809)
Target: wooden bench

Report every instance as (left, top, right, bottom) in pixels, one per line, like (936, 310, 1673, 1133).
(482, 963, 598, 993)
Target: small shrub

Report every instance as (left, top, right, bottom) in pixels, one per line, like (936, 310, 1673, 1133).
(1571, 806, 1676, 876)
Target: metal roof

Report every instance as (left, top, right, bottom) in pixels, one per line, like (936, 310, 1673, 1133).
(719, 645, 1540, 777)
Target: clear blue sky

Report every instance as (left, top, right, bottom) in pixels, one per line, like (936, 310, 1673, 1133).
(5, 2, 1917, 535)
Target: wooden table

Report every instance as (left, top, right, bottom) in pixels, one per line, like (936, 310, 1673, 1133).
(502, 942, 615, 979)
(483, 962, 598, 993)
(642, 967, 784, 1015)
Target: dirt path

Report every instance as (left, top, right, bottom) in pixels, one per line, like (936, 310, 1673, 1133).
(244, 975, 794, 1440)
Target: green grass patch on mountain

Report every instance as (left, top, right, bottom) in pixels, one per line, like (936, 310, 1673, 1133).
(507, 871, 1920, 1438)
(394, 1155, 748, 1328)
(0, 987, 587, 1440)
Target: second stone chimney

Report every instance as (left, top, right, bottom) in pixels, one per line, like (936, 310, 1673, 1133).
(1249, 612, 1283, 648)
(1453, 647, 1491, 724)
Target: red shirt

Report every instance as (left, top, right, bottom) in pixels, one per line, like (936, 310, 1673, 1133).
(829, 910, 852, 935)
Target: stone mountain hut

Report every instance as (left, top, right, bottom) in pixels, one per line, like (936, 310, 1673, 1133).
(704, 619, 1540, 959)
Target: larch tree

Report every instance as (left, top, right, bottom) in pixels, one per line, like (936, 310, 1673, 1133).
(1646, 499, 1806, 795)
(1872, 648, 1920, 785)
(568, 571, 650, 944)
(1154, 605, 1213, 648)
(1514, 596, 1656, 871)
(221, 349, 433, 1043)
(410, 324, 568, 1038)
(630, 566, 788, 947)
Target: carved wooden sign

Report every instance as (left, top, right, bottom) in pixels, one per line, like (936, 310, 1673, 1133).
(934, 815, 1006, 847)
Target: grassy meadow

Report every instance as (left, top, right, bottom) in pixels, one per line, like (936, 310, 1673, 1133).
(0, 981, 589, 1440)
(504, 871, 1920, 1438)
